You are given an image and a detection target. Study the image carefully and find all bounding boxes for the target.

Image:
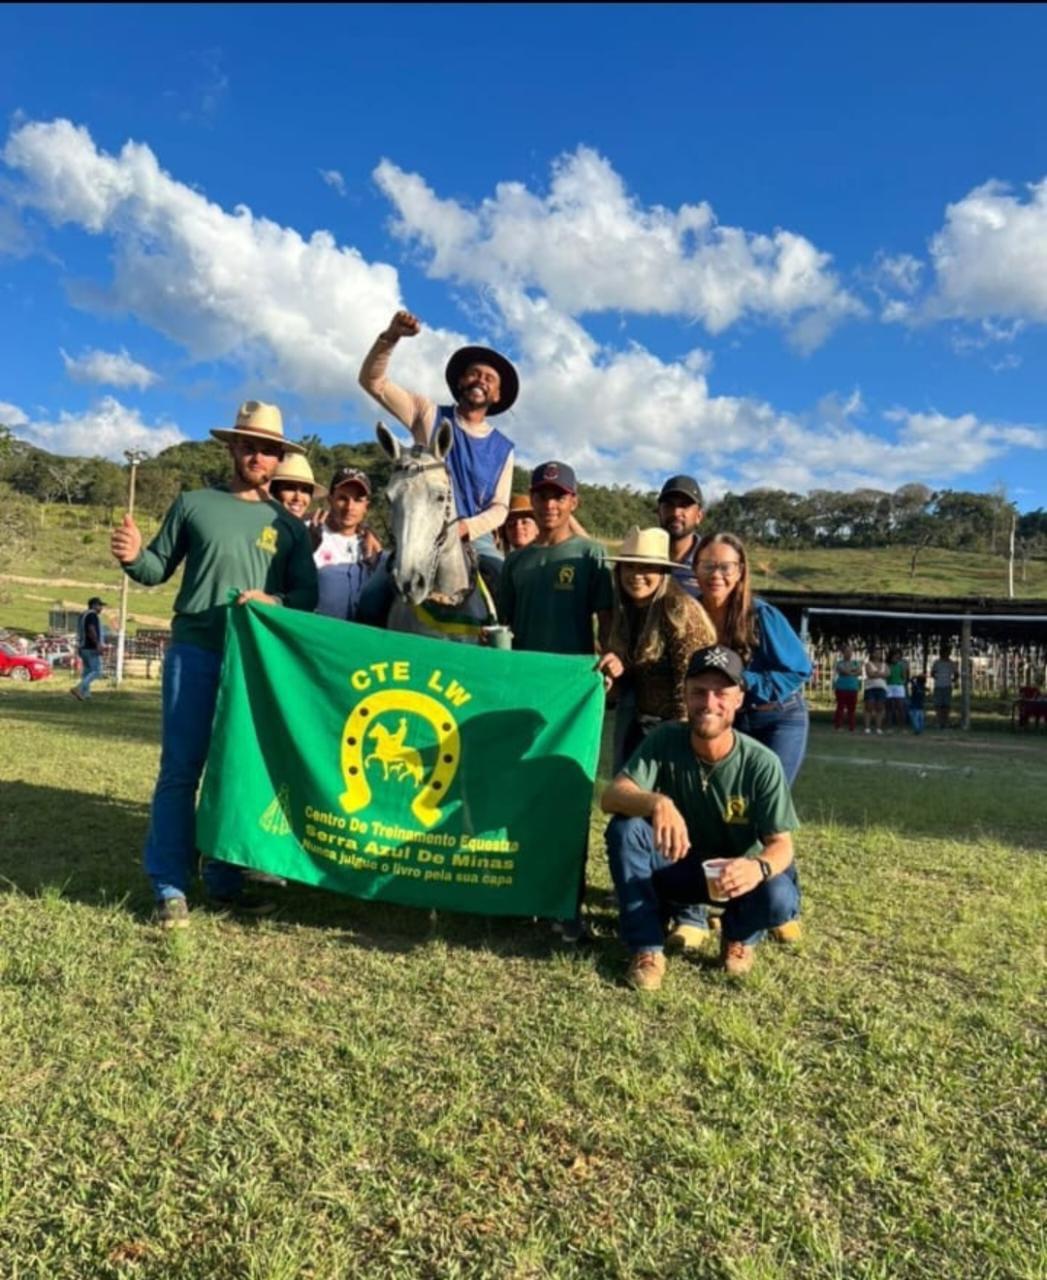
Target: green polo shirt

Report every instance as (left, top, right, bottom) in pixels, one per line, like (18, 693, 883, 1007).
(497, 536, 614, 655)
(623, 724, 798, 857)
(123, 487, 318, 652)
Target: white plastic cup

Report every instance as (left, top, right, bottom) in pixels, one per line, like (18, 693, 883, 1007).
(702, 858, 731, 904)
(481, 625, 512, 651)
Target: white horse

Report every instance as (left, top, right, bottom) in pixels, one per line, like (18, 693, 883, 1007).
(376, 420, 498, 643)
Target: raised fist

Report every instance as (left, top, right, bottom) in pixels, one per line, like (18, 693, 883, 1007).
(111, 512, 142, 565)
(385, 310, 421, 340)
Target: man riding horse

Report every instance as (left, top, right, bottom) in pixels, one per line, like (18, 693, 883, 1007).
(358, 309, 518, 580)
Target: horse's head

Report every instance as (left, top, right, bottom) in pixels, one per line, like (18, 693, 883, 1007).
(377, 419, 466, 605)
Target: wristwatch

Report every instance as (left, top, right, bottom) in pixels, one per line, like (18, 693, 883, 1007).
(757, 858, 772, 881)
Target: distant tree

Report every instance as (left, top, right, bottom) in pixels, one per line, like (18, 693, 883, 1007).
(83, 460, 126, 524)
(135, 468, 184, 519)
(931, 490, 1000, 550)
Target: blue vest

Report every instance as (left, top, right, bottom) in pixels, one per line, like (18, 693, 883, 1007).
(436, 406, 513, 520)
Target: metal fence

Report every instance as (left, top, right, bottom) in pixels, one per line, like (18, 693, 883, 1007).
(805, 644, 1046, 699)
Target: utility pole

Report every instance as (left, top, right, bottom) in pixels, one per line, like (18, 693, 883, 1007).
(114, 449, 147, 686)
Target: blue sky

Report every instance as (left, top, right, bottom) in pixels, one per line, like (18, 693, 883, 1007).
(1, 3, 1046, 508)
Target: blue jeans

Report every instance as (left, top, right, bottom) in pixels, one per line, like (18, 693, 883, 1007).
(144, 643, 243, 902)
(908, 708, 925, 734)
(76, 649, 104, 698)
(736, 692, 809, 786)
(613, 694, 710, 932)
(606, 815, 800, 950)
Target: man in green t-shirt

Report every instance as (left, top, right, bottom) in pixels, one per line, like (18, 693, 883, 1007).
(497, 460, 613, 943)
(110, 401, 319, 929)
(602, 645, 801, 989)
(497, 461, 613, 656)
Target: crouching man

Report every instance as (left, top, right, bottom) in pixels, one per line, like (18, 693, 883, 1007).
(601, 644, 801, 989)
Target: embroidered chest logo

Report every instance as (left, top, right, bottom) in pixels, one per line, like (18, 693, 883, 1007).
(256, 526, 279, 556)
(724, 796, 749, 824)
(555, 564, 576, 590)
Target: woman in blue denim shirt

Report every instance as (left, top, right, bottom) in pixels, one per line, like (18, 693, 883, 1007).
(693, 531, 812, 785)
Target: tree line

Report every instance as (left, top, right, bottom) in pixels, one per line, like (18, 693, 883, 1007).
(1, 426, 1045, 562)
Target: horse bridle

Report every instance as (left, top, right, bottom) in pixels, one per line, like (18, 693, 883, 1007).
(389, 453, 469, 602)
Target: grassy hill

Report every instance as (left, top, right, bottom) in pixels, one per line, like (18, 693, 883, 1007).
(2, 504, 1045, 638)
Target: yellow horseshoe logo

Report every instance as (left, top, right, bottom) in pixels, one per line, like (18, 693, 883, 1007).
(339, 690, 461, 829)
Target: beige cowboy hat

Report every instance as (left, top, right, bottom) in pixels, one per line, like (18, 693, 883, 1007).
(610, 526, 677, 570)
(270, 452, 327, 499)
(211, 400, 306, 455)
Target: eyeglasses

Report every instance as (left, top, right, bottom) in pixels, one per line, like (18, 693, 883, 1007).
(696, 560, 741, 578)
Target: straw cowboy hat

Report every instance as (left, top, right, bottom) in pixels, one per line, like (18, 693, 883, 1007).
(270, 452, 327, 499)
(445, 346, 519, 415)
(211, 400, 306, 455)
(505, 493, 535, 520)
(610, 526, 677, 570)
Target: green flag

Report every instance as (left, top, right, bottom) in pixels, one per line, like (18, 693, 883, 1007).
(196, 603, 605, 919)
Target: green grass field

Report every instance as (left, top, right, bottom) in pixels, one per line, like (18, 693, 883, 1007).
(1, 678, 1044, 1279)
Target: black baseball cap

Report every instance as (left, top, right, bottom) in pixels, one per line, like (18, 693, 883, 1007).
(329, 466, 371, 495)
(658, 475, 703, 506)
(88, 596, 108, 609)
(529, 461, 578, 495)
(685, 645, 747, 688)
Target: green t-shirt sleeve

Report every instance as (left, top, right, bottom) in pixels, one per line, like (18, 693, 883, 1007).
(751, 751, 799, 837)
(620, 724, 669, 792)
(125, 495, 188, 586)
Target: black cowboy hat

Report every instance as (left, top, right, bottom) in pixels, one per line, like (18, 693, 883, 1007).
(445, 346, 519, 416)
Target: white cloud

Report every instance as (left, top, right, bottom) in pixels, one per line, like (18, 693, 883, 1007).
(489, 289, 1044, 496)
(60, 346, 159, 389)
(873, 251, 923, 296)
(13, 395, 186, 460)
(0, 400, 29, 426)
(2, 118, 456, 402)
(926, 179, 1047, 322)
(739, 407, 1046, 494)
(319, 168, 347, 197)
(374, 147, 866, 352)
(2, 118, 1042, 498)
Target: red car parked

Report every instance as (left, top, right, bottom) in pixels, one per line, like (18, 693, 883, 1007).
(0, 642, 52, 682)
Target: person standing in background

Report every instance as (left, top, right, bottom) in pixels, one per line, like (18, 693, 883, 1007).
(885, 647, 910, 731)
(832, 646, 862, 732)
(70, 595, 109, 702)
(930, 645, 959, 729)
(908, 673, 927, 735)
(863, 648, 889, 735)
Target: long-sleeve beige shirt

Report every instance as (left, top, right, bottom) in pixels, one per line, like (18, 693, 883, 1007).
(358, 335, 514, 541)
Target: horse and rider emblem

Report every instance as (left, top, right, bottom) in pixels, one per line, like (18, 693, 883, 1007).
(340, 688, 462, 829)
(364, 718, 424, 788)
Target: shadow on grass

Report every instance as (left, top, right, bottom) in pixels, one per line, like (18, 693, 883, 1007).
(0, 684, 162, 747)
(0, 779, 625, 965)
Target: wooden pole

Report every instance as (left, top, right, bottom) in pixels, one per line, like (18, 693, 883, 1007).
(114, 456, 141, 686)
